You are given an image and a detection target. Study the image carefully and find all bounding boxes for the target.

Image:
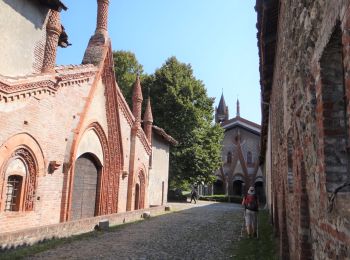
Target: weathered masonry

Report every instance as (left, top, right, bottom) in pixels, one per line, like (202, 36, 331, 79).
(0, 0, 176, 238)
(257, 0, 350, 259)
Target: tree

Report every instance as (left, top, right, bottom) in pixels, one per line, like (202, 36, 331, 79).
(143, 57, 224, 187)
(113, 51, 144, 106)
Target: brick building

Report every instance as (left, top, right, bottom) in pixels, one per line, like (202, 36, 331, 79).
(213, 94, 264, 200)
(257, 0, 350, 258)
(0, 0, 175, 234)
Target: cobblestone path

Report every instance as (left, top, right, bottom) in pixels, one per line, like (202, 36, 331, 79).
(28, 202, 244, 260)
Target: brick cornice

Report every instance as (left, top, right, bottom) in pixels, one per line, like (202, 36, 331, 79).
(115, 86, 134, 127)
(136, 129, 152, 155)
(0, 65, 97, 103)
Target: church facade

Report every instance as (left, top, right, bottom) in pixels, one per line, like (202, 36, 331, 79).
(0, 0, 174, 234)
(213, 95, 264, 200)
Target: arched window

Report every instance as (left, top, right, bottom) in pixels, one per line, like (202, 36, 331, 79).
(5, 175, 23, 211)
(319, 22, 349, 192)
(2, 148, 37, 212)
(247, 151, 252, 165)
(227, 152, 232, 163)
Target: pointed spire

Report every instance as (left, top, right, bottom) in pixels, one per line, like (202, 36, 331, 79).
(217, 93, 227, 115)
(143, 92, 153, 143)
(144, 90, 153, 123)
(236, 98, 240, 117)
(215, 92, 229, 123)
(132, 75, 143, 125)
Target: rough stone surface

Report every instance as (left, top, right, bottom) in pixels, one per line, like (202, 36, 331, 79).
(257, 0, 350, 259)
(26, 202, 243, 260)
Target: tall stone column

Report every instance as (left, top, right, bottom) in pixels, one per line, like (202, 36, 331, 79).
(96, 0, 109, 34)
(42, 10, 62, 73)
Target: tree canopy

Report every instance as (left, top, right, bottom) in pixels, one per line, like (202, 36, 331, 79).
(113, 50, 144, 106)
(113, 53, 223, 188)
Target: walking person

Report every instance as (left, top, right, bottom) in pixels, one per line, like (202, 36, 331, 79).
(242, 186, 259, 238)
(190, 187, 198, 204)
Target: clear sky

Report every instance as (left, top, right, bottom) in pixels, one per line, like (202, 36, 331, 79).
(57, 0, 261, 124)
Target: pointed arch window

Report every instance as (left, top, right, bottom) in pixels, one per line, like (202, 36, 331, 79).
(227, 152, 232, 163)
(247, 151, 252, 165)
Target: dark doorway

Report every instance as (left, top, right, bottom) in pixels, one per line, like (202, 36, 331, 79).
(135, 183, 140, 210)
(71, 153, 101, 220)
(161, 181, 164, 205)
(213, 179, 224, 195)
(232, 180, 244, 196)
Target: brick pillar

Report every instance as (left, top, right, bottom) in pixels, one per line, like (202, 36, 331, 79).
(96, 0, 109, 34)
(42, 10, 62, 73)
(143, 97, 153, 143)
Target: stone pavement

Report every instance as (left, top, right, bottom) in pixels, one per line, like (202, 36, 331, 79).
(27, 201, 245, 260)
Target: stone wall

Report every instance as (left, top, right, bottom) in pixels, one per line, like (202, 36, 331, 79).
(258, 0, 350, 258)
(0, 206, 165, 250)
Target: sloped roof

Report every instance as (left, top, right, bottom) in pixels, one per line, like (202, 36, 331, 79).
(222, 116, 261, 135)
(38, 0, 67, 11)
(152, 125, 178, 146)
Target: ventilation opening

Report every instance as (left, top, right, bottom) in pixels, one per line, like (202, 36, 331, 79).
(320, 22, 349, 192)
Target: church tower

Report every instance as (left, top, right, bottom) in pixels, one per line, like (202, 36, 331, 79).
(215, 93, 229, 123)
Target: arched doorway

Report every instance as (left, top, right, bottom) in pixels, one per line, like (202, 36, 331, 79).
(71, 153, 101, 220)
(232, 180, 244, 196)
(213, 179, 224, 195)
(135, 183, 140, 210)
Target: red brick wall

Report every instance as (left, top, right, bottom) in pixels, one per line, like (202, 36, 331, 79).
(265, 0, 350, 258)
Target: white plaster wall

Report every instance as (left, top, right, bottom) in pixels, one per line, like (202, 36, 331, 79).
(76, 129, 104, 165)
(80, 79, 108, 137)
(0, 0, 48, 76)
(149, 135, 170, 206)
(117, 108, 132, 212)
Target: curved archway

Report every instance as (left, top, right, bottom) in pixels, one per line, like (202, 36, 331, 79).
(0, 133, 45, 212)
(213, 179, 224, 195)
(71, 153, 102, 220)
(135, 169, 146, 210)
(232, 180, 244, 196)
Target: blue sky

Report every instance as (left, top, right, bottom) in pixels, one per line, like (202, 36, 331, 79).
(57, 0, 261, 124)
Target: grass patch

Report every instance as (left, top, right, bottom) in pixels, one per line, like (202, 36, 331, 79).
(0, 219, 146, 260)
(231, 210, 277, 260)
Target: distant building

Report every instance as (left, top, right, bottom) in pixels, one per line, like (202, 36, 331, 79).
(212, 94, 264, 200)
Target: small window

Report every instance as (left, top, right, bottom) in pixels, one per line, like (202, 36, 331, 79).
(5, 175, 23, 212)
(247, 152, 252, 165)
(227, 152, 232, 163)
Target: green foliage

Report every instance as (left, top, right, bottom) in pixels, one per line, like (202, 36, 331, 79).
(143, 57, 224, 186)
(112, 52, 224, 188)
(113, 50, 144, 107)
(199, 195, 242, 203)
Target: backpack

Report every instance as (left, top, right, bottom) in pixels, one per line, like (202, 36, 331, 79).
(244, 195, 258, 211)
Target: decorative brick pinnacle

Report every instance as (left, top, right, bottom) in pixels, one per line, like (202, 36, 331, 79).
(132, 75, 143, 124)
(144, 97, 153, 123)
(96, 0, 109, 33)
(42, 10, 62, 73)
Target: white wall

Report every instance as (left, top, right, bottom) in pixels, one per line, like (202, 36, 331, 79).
(148, 135, 170, 206)
(0, 0, 48, 76)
